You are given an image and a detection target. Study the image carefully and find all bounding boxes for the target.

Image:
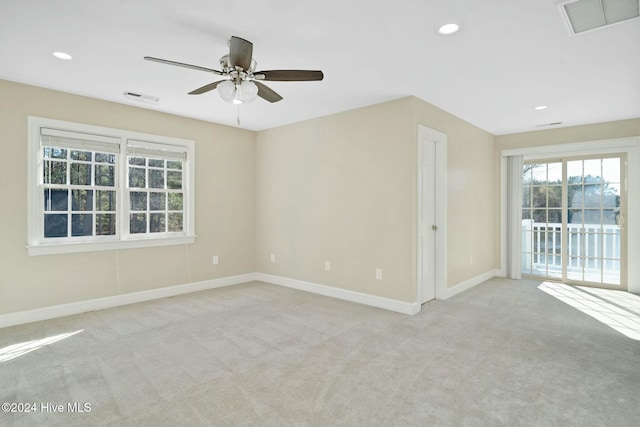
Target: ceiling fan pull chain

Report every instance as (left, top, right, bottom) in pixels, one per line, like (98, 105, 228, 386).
(236, 104, 241, 126)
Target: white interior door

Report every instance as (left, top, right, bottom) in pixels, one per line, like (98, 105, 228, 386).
(419, 137, 437, 303)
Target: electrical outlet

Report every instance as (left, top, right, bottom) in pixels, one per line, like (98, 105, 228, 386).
(375, 268, 382, 280)
(324, 260, 331, 271)
(212, 255, 219, 265)
(270, 253, 276, 263)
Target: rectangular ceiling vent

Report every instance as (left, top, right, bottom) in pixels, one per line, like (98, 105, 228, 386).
(124, 91, 160, 104)
(559, 0, 640, 35)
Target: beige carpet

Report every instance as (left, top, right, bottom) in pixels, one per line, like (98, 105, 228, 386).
(1, 278, 639, 426)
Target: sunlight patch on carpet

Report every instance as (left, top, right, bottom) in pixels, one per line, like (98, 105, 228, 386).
(539, 281, 640, 340)
(0, 329, 84, 362)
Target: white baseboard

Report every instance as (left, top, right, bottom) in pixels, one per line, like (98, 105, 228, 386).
(442, 269, 499, 299)
(0, 273, 258, 329)
(256, 273, 421, 315)
(1, 271, 443, 329)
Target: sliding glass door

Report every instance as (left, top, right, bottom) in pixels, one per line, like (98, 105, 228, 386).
(521, 155, 625, 288)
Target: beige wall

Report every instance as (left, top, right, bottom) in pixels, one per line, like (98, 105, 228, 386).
(1, 79, 500, 316)
(0, 80, 256, 314)
(495, 118, 640, 151)
(256, 97, 497, 303)
(256, 98, 416, 301)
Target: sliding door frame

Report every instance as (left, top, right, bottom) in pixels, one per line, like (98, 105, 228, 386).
(500, 137, 640, 294)
(522, 154, 626, 289)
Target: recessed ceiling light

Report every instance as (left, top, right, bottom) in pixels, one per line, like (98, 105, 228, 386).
(437, 23, 461, 35)
(52, 51, 72, 60)
(535, 105, 548, 110)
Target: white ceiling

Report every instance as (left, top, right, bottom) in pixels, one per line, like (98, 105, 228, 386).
(1, 0, 638, 135)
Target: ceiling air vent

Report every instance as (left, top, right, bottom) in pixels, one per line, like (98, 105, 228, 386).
(559, 0, 640, 35)
(124, 91, 160, 104)
(536, 122, 564, 128)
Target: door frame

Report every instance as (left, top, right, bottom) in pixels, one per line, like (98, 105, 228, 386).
(522, 154, 627, 289)
(500, 136, 640, 294)
(417, 125, 448, 303)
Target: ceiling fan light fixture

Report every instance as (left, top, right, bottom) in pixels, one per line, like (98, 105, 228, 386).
(217, 80, 236, 103)
(219, 80, 259, 104)
(240, 81, 258, 102)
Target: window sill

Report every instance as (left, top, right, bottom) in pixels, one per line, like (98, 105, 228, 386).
(27, 235, 196, 256)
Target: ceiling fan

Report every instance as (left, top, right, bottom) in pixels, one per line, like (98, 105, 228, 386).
(144, 36, 323, 105)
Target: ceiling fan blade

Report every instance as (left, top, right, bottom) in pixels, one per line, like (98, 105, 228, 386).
(188, 80, 226, 95)
(256, 70, 324, 81)
(144, 56, 223, 75)
(254, 81, 283, 103)
(228, 36, 253, 70)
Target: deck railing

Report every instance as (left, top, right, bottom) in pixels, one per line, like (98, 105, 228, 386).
(522, 220, 621, 274)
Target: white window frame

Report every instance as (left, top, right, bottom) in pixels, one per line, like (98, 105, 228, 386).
(27, 116, 196, 256)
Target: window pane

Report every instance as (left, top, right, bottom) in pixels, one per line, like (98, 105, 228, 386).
(150, 192, 166, 210)
(603, 209, 618, 225)
(95, 165, 115, 186)
(72, 189, 93, 211)
(567, 161, 582, 182)
(583, 159, 601, 180)
(522, 186, 531, 208)
(43, 147, 67, 159)
(71, 150, 91, 161)
(567, 257, 583, 281)
(149, 169, 164, 189)
(547, 162, 562, 183)
(548, 209, 561, 223)
(532, 187, 547, 207)
(168, 193, 183, 210)
(603, 184, 620, 208)
(70, 163, 91, 185)
(531, 164, 546, 183)
(129, 157, 145, 166)
(533, 209, 547, 223)
(44, 189, 68, 211)
(72, 213, 93, 236)
(96, 190, 116, 212)
(96, 214, 116, 235)
(130, 192, 147, 211)
(547, 186, 562, 208)
(168, 213, 183, 232)
(129, 167, 146, 188)
(583, 209, 602, 225)
(44, 160, 67, 184)
(44, 214, 68, 237)
(149, 159, 164, 168)
(568, 209, 583, 225)
(602, 158, 620, 183)
(150, 213, 165, 233)
(96, 152, 115, 164)
(130, 213, 147, 233)
(604, 260, 621, 285)
(167, 160, 182, 170)
(583, 184, 601, 207)
(167, 171, 182, 189)
(568, 185, 583, 208)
